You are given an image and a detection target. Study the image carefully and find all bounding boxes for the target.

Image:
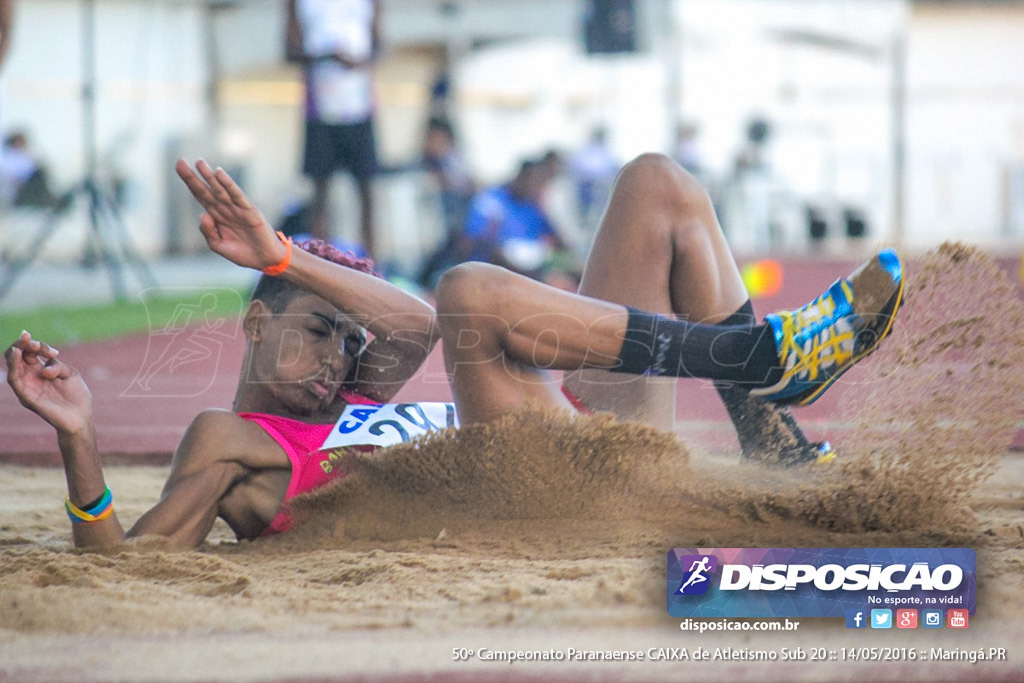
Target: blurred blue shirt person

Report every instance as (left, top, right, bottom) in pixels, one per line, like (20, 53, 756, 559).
(463, 159, 565, 274)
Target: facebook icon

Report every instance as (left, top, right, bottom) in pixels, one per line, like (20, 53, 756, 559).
(845, 609, 867, 629)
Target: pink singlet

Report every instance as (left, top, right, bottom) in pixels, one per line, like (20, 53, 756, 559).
(239, 390, 379, 535)
(241, 388, 590, 536)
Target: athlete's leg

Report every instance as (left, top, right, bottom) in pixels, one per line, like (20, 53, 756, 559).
(310, 177, 332, 242)
(350, 119, 379, 258)
(302, 120, 336, 243)
(356, 177, 376, 258)
(562, 153, 823, 462)
(434, 249, 904, 429)
(434, 262, 624, 424)
(564, 153, 747, 431)
(436, 259, 781, 426)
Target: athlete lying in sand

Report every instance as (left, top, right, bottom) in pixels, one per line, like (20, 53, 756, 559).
(5, 154, 904, 549)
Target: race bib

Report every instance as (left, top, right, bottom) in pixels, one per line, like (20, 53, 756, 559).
(320, 402, 458, 450)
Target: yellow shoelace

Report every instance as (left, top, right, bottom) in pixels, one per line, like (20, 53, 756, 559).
(777, 282, 855, 382)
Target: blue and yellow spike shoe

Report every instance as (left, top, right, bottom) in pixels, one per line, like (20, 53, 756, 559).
(751, 249, 904, 407)
(777, 440, 837, 467)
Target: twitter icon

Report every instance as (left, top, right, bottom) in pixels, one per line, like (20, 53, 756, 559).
(870, 609, 893, 629)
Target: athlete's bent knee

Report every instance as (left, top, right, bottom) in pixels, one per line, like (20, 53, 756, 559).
(618, 152, 710, 216)
(435, 262, 503, 316)
(435, 263, 514, 356)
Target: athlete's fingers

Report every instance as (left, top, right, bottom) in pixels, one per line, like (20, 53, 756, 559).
(191, 161, 235, 224)
(5, 346, 25, 387)
(176, 160, 217, 209)
(4, 333, 33, 371)
(35, 340, 60, 360)
(5, 347, 41, 391)
(198, 213, 219, 243)
(3, 339, 19, 370)
(40, 357, 73, 380)
(214, 167, 253, 210)
(12, 329, 34, 350)
(195, 160, 232, 205)
(12, 331, 58, 365)
(178, 160, 232, 227)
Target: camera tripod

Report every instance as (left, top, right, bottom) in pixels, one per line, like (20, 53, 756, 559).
(0, 174, 157, 304)
(0, 0, 157, 306)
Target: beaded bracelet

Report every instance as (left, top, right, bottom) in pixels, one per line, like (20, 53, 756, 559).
(65, 486, 114, 524)
(262, 231, 293, 276)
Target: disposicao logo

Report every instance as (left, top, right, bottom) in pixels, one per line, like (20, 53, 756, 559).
(667, 548, 976, 619)
(675, 555, 718, 595)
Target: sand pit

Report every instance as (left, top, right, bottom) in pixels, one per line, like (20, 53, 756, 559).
(1, 244, 1023, 682)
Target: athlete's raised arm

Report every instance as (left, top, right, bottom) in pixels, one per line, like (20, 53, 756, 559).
(175, 159, 438, 401)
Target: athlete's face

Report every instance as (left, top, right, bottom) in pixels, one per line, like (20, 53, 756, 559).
(244, 293, 366, 419)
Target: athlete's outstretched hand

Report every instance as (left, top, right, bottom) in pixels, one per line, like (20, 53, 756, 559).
(5, 331, 93, 436)
(175, 159, 287, 272)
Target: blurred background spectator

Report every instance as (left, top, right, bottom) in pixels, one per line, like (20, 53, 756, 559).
(725, 116, 778, 252)
(419, 156, 577, 289)
(0, 0, 13, 136)
(0, 129, 63, 210)
(468, 156, 576, 284)
(0, 0, 11, 75)
(569, 127, 620, 231)
(673, 121, 703, 179)
(422, 115, 474, 238)
(415, 114, 475, 287)
(0, 0, 1022, 278)
(285, 0, 381, 257)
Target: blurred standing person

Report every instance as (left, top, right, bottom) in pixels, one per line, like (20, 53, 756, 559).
(728, 117, 776, 251)
(0, 0, 12, 72)
(673, 121, 728, 228)
(0, 0, 13, 125)
(569, 127, 619, 230)
(428, 66, 452, 117)
(0, 130, 64, 209)
(422, 115, 473, 238)
(673, 122, 703, 178)
(286, 0, 381, 257)
(416, 115, 475, 288)
(538, 149, 566, 183)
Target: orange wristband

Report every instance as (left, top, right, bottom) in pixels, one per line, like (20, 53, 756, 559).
(262, 232, 293, 276)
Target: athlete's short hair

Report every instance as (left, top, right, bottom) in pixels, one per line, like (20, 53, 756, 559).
(250, 239, 380, 314)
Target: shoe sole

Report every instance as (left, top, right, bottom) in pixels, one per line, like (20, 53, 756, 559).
(814, 448, 838, 464)
(790, 260, 906, 406)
